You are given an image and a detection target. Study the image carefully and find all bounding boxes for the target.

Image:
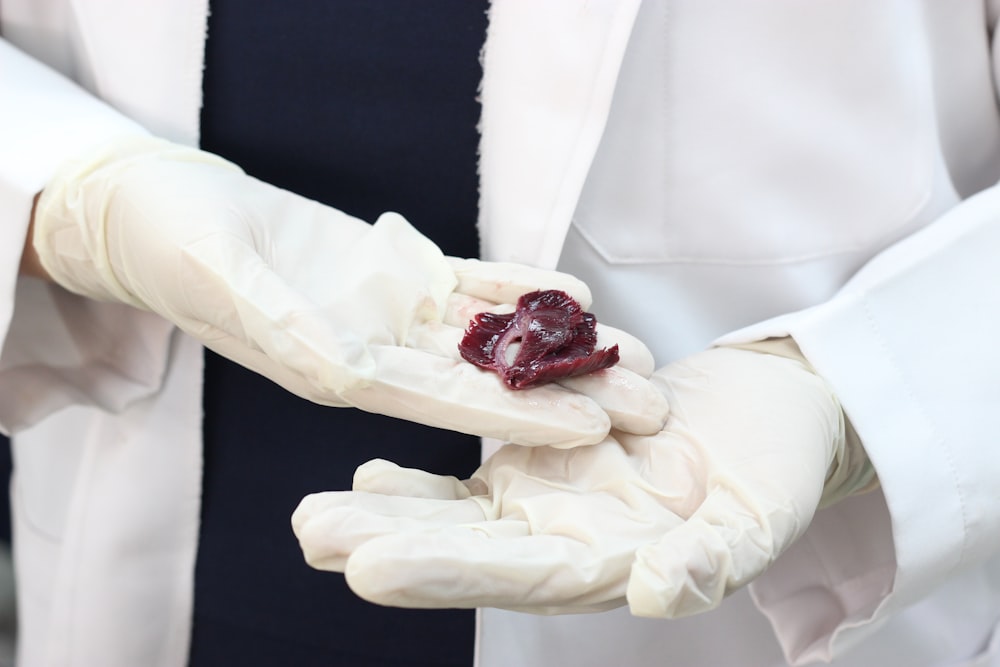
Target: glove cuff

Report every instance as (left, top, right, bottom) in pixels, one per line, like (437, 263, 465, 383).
(33, 135, 241, 307)
(819, 417, 878, 508)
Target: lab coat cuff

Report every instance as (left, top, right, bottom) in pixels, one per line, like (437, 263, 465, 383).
(718, 183, 1000, 661)
(0, 39, 172, 434)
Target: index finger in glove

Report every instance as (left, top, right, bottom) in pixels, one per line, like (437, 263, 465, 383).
(340, 345, 612, 448)
(292, 490, 490, 571)
(559, 367, 668, 435)
(447, 257, 593, 308)
(351, 458, 474, 500)
(344, 529, 630, 614)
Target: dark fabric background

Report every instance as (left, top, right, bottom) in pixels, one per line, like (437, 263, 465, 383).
(0, 436, 7, 544)
(191, 2, 488, 665)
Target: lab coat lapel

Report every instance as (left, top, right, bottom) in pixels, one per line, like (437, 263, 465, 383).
(477, 0, 641, 269)
(67, 0, 208, 145)
(475, 5, 640, 658)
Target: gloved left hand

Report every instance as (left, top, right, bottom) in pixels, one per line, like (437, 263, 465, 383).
(292, 339, 876, 616)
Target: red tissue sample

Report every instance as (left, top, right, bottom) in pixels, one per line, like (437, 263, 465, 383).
(458, 289, 619, 389)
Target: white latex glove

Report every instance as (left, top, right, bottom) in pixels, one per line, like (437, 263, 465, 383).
(292, 339, 876, 616)
(33, 136, 668, 447)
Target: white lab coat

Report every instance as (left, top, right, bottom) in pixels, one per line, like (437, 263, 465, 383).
(1, 1, 1000, 666)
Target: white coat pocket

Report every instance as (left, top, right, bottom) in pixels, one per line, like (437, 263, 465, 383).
(573, 0, 934, 266)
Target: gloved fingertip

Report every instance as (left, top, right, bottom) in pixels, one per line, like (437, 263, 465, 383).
(353, 458, 399, 487)
(625, 560, 675, 618)
(353, 458, 473, 499)
(593, 325, 656, 377)
(290, 491, 334, 533)
(606, 393, 669, 436)
(294, 515, 351, 573)
(345, 534, 481, 609)
(303, 549, 349, 573)
(343, 543, 407, 607)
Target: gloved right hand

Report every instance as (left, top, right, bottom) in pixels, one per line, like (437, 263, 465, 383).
(31, 135, 668, 447)
(292, 340, 876, 616)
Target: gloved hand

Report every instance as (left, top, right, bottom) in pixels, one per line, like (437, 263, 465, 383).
(32, 135, 668, 447)
(291, 339, 876, 616)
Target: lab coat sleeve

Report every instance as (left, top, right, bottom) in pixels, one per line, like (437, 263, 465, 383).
(0, 38, 176, 435)
(715, 153, 1000, 663)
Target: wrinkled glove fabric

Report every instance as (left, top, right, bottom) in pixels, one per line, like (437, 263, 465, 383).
(292, 342, 876, 617)
(33, 136, 668, 446)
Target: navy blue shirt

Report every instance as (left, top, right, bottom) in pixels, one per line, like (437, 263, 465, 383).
(192, 3, 487, 665)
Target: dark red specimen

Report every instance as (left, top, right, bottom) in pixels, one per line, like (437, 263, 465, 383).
(458, 289, 619, 389)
